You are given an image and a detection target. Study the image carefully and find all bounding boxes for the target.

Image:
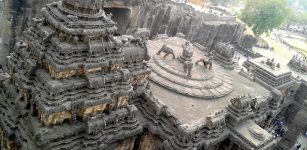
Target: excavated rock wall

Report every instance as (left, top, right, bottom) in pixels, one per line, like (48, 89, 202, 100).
(1, 0, 252, 60)
(0, 0, 9, 65)
(112, 1, 247, 49)
(4, 0, 55, 48)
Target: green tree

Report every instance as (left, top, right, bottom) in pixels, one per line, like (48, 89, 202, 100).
(240, 0, 289, 36)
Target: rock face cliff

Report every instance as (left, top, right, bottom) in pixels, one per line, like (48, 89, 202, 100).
(2, 0, 56, 49)
(108, 1, 247, 50)
(2, 0, 252, 56)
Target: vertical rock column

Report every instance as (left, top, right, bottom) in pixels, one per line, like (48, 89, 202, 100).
(139, 132, 156, 150)
(117, 138, 136, 150)
(0, 0, 10, 65)
(276, 105, 307, 150)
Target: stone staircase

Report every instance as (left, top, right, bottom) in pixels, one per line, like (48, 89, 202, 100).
(148, 55, 234, 99)
(233, 62, 242, 72)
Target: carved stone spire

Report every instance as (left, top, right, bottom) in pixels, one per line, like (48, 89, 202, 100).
(62, 0, 104, 14)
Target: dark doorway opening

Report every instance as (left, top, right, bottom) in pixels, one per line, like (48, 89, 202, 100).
(132, 129, 147, 150)
(104, 7, 132, 35)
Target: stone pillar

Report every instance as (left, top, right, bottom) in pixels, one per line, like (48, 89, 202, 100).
(276, 101, 307, 150)
(117, 138, 135, 150)
(139, 132, 156, 150)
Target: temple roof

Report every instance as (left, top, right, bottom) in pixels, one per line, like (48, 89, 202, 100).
(41, 2, 116, 36)
(249, 57, 292, 78)
(63, 0, 104, 12)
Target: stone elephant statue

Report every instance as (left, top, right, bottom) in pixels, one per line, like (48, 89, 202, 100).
(156, 44, 176, 59)
(214, 42, 235, 58)
(195, 56, 214, 70)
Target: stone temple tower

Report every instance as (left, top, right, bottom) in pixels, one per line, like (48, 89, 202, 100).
(0, 0, 150, 149)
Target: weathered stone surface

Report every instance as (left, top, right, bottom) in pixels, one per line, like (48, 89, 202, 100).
(122, 2, 246, 49)
(2, 0, 248, 54)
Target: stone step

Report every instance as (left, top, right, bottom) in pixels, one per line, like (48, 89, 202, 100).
(150, 60, 224, 89)
(149, 63, 233, 99)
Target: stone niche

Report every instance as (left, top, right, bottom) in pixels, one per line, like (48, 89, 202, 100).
(0, 134, 19, 150)
(117, 96, 128, 109)
(131, 74, 148, 86)
(47, 66, 82, 79)
(78, 104, 107, 119)
(111, 63, 123, 71)
(40, 111, 72, 126)
(47, 65, 110, 79)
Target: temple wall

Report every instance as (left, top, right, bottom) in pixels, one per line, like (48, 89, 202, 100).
(275, 82, 307, 150)
(121, 3, 246, 49)
(294, 81, 307, 105)
(40, 111, 72, 126)
(277, 107, 307, 150)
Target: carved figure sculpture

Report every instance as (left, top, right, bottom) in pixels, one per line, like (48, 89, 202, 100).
(134, 28, 150, 40)
(212, 42, 235, 70)
(0, 69, 10, 82)
(288, 54, 307, 73)
(67, 15, 78, 22)
(183, 60, 193, 77)
(196, 56, 214, 70)
(265, 58, 277, 70)
(214, 42, 235, 58)
(15, 40, 28, 51)
(206, 110, 226, 129)
(179, 41, 194, 62)
(230, 95, 253, 110)
(156, 44, 176, 59)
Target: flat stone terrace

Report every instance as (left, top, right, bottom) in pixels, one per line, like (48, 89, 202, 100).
(147, 37, 271, 127)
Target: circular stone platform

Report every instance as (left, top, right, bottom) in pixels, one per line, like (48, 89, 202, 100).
(147, 37, 233, 99)
(249, 127, 265, 141)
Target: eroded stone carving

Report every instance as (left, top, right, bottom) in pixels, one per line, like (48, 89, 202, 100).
(179, 41, 194, 62)
(288, 54, 307, 74)
(156, 44, 176, 59)
(183, 60, 193, 77)
(195, 56, 214, 70)
(212, 42, 235, 70)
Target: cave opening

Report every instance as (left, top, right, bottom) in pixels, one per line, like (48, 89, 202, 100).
(104, 7, 132, 35)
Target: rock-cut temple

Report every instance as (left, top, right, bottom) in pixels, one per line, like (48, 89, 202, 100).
(0, 0, 307, 150)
